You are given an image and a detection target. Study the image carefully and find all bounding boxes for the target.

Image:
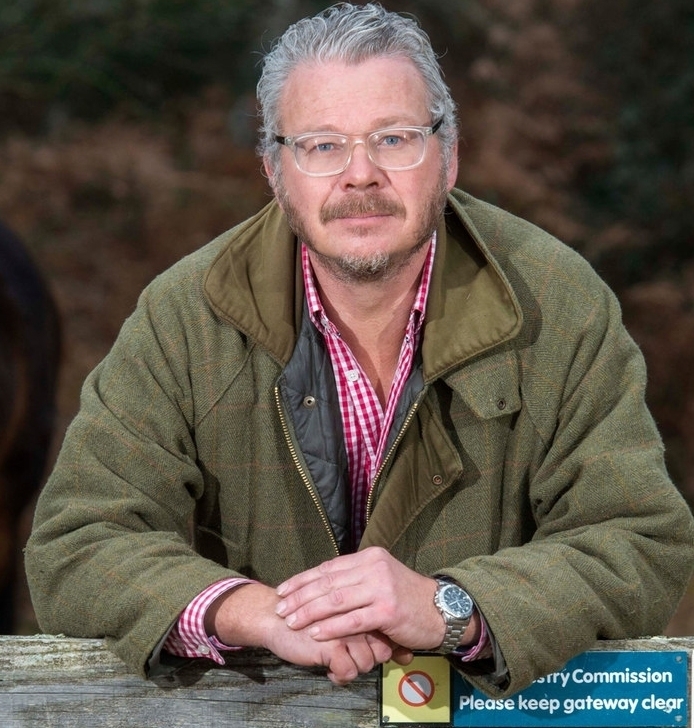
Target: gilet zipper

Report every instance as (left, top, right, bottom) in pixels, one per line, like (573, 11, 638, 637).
(274, 385, 340, 557)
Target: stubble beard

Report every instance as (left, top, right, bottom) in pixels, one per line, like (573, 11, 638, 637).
(274, 169, 450, 284)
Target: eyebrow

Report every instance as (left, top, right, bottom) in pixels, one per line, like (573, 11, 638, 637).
(290, 117, 429, 135)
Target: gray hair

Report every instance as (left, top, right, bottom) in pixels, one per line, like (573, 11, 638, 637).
(256, 2, 458, 171)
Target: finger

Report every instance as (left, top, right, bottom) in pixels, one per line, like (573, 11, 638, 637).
(304, 606, 378, 641)
(391, 645, 415, 665)
(277, 547, 387, 597)
(277, 571, 369, 626)
(276, 555, 353, 597)
(278, 568, 345, 610)
(277, 564, 328, 597)
(345, 635, 378, 674)
(325, 643, 359, 685)
(282, 573, 388, 634)
(326, 633, 391, 684)
(365, 631, 395, 664)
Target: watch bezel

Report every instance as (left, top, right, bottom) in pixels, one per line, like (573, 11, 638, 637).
(434, 579, 474, 619)
(438, 582, 474, 619)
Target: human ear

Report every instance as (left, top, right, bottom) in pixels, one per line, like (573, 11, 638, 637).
(263, 156, 278, 190)
(446, 139, 459, 189)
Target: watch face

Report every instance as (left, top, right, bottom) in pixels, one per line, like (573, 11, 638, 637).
(442, 584, 474, 618)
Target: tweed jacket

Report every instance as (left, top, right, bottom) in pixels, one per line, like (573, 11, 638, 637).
(26, 189, 694, 697)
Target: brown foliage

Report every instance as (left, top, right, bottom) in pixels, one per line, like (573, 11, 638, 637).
(2, 1, 693, 635)
(0, 88, 268, 439)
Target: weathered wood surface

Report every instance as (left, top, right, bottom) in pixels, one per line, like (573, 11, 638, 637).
(0, 635, 692, 727)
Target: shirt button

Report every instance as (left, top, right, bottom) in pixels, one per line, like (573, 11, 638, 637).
(197, 644, 211, 655)
(346, 370, 359, 382)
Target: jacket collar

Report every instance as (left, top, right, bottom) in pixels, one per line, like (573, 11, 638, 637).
(423, 189, 523, 381)
(203, 189, 523, 373)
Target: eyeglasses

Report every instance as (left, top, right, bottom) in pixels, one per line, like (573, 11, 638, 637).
(274, 119, 443, 177)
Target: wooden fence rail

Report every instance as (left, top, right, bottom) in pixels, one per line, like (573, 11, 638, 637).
(0, 635, 692, 727)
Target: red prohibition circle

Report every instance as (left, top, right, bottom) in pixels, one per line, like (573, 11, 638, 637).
(398, 670, 435, 707)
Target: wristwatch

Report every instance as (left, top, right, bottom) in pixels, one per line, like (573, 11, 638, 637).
(433, 577, 474, 653)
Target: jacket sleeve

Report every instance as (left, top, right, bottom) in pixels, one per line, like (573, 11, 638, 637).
(25, 266, 239, 677)
(442, 254, 694, 697)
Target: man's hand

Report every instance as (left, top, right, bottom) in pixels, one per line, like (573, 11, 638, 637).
(205, 581, 399, 684)
(274, 547, 463, 651)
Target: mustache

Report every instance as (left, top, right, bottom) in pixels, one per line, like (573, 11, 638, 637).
(320, 194, 405, 224)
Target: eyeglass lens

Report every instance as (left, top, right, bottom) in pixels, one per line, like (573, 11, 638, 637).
(294, 128, 428, 175)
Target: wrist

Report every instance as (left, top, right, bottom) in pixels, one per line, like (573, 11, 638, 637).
(432, 577, 476, 654)
(206, 582, 282, 648)
(458, 609, 481, 648)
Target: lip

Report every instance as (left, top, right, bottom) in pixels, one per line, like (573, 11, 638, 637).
(328, 215, 393, 232)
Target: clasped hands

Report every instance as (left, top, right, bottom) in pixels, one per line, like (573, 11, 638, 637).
(208, 546, 477, 684)
(274, 546, 447, 684)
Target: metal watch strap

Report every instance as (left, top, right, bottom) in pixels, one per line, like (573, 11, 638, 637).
(439, 621, 467, 653)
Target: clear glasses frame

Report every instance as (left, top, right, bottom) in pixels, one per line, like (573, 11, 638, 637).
(274, 118, 443, 177)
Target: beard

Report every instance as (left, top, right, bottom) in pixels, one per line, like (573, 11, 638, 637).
(274, 168, 450, 284)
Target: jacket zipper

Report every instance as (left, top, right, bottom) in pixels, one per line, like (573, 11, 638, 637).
(365, 396, 423, 525)
(274, 385, 340, 557)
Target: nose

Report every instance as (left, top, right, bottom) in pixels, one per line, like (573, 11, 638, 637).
(339, 139, 385, 188)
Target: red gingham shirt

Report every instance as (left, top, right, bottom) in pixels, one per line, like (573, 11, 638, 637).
(165, 232, 488, 663)
(302, 237, 435, 545)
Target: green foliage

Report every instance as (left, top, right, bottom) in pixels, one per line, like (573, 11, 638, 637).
(0, 0, 326, 128)
(1, 0, 690, 285)
(0, 0, 490, 132)
(572, 0, 694, 282)
(381, 0, 490, 66)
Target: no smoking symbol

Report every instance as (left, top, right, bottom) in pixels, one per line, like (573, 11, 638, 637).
(398, 670, 435, 707)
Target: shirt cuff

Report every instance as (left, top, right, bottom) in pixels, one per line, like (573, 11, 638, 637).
(452, 611, 492, 661)
(163, 577, 253, 664)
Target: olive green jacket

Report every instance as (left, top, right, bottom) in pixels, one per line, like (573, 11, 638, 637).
(26, 189, 694, 697)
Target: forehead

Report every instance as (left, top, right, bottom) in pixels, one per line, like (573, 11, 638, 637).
(279, 56, 431, 133)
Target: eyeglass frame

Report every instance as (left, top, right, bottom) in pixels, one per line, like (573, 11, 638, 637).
(273, 118, 444, 177)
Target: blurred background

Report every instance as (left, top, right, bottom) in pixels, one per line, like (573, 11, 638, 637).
(1, 0, 693, 635)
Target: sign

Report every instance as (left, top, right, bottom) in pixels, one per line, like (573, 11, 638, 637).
(400, 670, 436, 707)
(380, 651, 688, 727)
(382, 655, 452, 724)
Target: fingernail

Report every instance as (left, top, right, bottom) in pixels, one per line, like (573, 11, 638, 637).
(308, 625, 319, 637)
(275, 600, 287, 616)
(276, 582, 288, 596)
(286, 614, 296, 627)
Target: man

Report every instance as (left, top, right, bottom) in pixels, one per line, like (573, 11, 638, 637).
(26, 2, 694, 698)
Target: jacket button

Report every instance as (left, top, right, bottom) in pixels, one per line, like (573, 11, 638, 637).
(432, 474, 443, 485)
(497, 398, 507, 411)
(303, 395, 316, 408)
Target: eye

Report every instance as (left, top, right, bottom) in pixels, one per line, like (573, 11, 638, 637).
(380, 132, 407, 148)
(299, 135, 345, 156)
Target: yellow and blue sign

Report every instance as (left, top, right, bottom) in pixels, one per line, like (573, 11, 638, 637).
(380, 651, 688, 727)
(381, 656, 453, 724)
